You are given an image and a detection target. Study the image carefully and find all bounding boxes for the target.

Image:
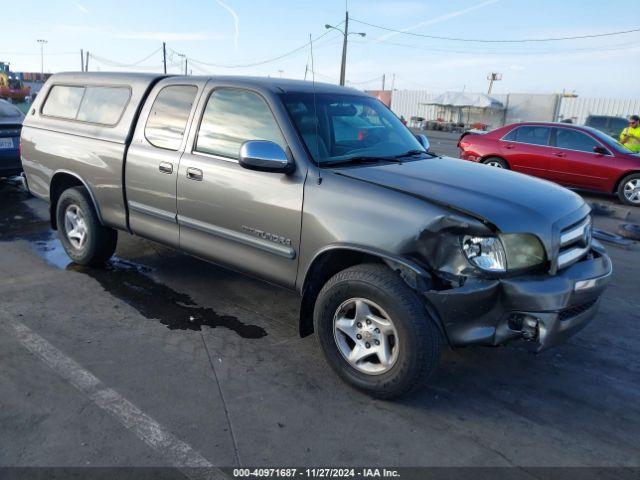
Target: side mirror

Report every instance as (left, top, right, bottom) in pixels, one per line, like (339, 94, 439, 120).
(415, 134, 430, 151)
(239, 140, 293, 173)
(593, 146, 609, 156)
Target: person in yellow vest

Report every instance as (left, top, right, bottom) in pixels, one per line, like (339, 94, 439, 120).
(620, 115, 640, 152)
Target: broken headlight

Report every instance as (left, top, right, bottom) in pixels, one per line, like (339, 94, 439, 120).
(461, 234, 545, 273)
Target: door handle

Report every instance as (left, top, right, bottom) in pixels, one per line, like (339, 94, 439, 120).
(504, 144, 515, 149)
(159, 162, 173, 174)
(186, 167, 203, 181)
(553, 152, 566, 157)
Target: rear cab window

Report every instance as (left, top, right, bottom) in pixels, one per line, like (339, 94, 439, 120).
(41, 84, 131, 126)
(503, 126, 551, 146)
(144, 85, 198, 151)
(195, 88, 286, 159)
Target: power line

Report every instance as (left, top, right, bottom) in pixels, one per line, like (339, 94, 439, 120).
(356, 38, 640, 56)
(176, 23, 342, 69)
(89, 47, 162, 68)
(351, 18, 640, 43)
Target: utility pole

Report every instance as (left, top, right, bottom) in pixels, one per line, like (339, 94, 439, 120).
(80, 49, 84, 72)
(382, 73, 386, 90)
(184, 57, 188, 76)
(85, 51, 89, 72)
(487, 72, 502, 95)
(326, 11, 366, 86)
(162, 42, 167, 74)
(37, 39, 47, 80)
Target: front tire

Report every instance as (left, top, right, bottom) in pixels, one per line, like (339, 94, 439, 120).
(314, 264, 441, 399)
(617, 173, 640, 206)
(56, 187, 117, 265)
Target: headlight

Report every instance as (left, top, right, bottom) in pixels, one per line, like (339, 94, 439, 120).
(462, 236, 507, 272)
(461, 234, 545, 273)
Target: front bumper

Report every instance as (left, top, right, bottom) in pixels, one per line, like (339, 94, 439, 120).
(423, 241, 612, 351)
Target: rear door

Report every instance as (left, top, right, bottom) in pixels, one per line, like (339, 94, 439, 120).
(548, 127, 617, 191)
(176, 84, 304, 288)
(498, 125, 552, 178)
(125, 80, 203, 246)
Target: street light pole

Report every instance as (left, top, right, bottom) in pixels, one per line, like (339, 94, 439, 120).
(37, 39, 47, 80)
(326, 12, 366, 86)
(339, 11, 349, 86)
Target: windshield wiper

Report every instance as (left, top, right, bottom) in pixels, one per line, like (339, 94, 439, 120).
(393, 149, 429, 159)
(323, 156, 401, 166)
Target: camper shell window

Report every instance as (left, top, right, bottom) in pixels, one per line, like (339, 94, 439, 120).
(42, 85, 131, 126)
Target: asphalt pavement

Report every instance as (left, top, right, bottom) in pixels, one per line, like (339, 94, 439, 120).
(1, 143, 639, 476)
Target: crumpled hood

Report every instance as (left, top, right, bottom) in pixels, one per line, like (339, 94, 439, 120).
(333, 157, 589, 252)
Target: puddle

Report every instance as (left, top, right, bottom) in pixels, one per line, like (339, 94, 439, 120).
(31, 237, 267, 339)
(1, 179, 267, 339)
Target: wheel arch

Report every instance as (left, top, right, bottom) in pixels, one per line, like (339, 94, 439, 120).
(612, 170, 640, 194)
(49, 171, 103, 230)
(297, 244, 443, 339)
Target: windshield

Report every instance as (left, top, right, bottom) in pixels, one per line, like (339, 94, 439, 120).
(584, 126, 634, 154)
(281, 92, 424, 164)
(0, 101, 23, 118)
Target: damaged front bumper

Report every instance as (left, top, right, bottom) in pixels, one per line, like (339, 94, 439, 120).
(423, 241, 612, 351)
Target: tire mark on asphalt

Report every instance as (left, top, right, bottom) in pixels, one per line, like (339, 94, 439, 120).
(200, 333, 241, 468)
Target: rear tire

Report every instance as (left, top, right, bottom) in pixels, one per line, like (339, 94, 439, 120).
(483, 157, 509, 169)
(314, 263, 441, 399)
(56, 187, 117, 265)
(617, 173, 640, 206)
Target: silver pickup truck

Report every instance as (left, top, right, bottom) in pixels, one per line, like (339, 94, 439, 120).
(20, 72, 612, 398)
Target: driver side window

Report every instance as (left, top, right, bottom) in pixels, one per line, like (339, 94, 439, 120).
(195, 88, 286, 159)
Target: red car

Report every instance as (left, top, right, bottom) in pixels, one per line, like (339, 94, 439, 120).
(458, 122, 640, 206)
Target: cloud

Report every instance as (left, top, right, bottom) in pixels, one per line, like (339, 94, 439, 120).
(56, 24, 225, 42)
(116, 31, 224, 41)
(73, 2, 88, 13)
(365, 1, 429, 16)
(214, 0, 240, 49)
(375, 0, 500, 42)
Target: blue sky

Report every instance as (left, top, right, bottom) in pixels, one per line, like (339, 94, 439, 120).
(3, 0, 639, 97)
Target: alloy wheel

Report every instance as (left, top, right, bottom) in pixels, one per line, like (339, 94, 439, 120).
(64, 204, 88, 250)
(623, 179, 640, 204)
(333, 298, 399, 375)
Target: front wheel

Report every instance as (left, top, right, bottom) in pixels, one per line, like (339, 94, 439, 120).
(314, 264, 441, 399)
(617, 173, 640, 206)
(56, 187, 117, 265)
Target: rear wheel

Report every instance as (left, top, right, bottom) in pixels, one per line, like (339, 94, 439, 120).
(617, 173, 640, 206)
(483, 157, 509, 169)
(56, 187, 117, 265)
(314, 263, 441, 399)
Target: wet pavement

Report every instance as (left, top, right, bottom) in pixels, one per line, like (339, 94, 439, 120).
(0, 176, 639, 472)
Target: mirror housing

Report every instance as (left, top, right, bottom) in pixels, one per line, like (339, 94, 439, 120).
(239, 140, 293, 173)
(415, 134, 430, 151)
(593, 145, 609, 156)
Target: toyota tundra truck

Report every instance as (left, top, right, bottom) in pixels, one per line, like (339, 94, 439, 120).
(20, 72, 612, 398)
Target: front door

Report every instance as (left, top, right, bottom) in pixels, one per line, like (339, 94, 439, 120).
(125, 82, 202, 246)
(177, 85, 304, 288)
(547, 127, 617, 191)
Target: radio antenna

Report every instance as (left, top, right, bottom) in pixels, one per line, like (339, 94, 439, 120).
(309, 34, 322, 185)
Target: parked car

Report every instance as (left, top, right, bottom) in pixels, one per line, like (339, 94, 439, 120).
(585, 115, 628, 139)
(459, 122, 640, 206)
(0, 98, 24, 178)
(21, 73, 611, 398)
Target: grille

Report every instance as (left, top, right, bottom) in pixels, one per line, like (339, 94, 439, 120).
(558, 299, 598, 321)
(557, 216, 592, 269)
